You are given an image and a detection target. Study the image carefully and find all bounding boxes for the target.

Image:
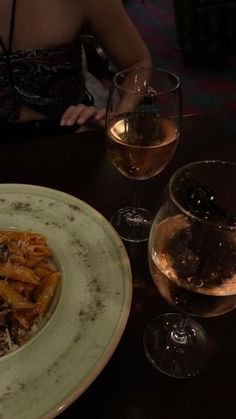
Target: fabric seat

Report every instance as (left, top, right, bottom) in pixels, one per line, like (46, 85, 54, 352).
(172, 0, 236, 67)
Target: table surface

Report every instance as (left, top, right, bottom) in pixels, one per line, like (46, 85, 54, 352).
(1, 114, 236, 419)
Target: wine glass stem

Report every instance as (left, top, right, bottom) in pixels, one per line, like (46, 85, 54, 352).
(170, 314, 188, 345)
(133, 180, 142, 209)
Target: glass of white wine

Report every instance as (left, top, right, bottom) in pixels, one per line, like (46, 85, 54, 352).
(105, 67, 182, 242)
(144, 160, 236, 378)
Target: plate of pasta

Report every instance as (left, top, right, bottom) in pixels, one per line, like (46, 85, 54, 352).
(0, 184, 132, 419)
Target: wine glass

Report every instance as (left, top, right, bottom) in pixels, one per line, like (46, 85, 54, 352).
(105, 67, 182, 242)
(144, 160, 236, 378)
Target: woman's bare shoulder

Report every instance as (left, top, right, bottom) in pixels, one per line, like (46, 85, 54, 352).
(79, 0, 123, 20)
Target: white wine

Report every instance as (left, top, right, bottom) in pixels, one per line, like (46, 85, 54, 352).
(150, 258, 236, 317)
(107, 112, 178, 180)
(149, 215, 236, 316)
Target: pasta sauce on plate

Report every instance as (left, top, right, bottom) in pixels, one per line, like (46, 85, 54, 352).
(0, 231, 60, 357)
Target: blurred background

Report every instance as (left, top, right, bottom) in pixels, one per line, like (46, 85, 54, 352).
(124, 0, 236, 135)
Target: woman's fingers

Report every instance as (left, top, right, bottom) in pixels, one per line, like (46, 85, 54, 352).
(60, 105, 87, 126)
(76, 106, 101, 125)
(60, 105, 106, 127)
(93, 108, 106, 126)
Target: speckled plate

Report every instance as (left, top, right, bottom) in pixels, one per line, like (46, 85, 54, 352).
(0, 184, 132, 419)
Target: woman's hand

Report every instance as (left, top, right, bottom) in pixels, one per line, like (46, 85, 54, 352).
(60, 105, 105, 131)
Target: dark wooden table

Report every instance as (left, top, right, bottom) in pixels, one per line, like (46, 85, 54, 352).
(1, 115, 236, 419)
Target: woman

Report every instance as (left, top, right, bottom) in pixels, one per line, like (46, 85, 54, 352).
(0, 0, 151, 135)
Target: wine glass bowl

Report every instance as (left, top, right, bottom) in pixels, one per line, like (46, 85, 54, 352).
(105, 67, 182, 242)
(144, 160, 236, 378)
(107, 106, 179, 180)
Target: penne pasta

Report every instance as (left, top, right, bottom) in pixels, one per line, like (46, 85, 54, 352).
(33, 262, 55, 279)
(0, 262, 39, 284)
(0, 230, 61, 355)
(9, 281, 35, 300)
(37, 272, 61, 316)
(0, 281, 35, 310)
(0, 231, 52, 267)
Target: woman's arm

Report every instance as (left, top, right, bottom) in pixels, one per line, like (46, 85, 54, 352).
(60, 0, 152, 128)
(84, 0, 152, 71)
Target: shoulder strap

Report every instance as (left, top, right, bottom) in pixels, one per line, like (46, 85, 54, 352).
(8, 0, 17, 53)
(0, 0, 17, 54)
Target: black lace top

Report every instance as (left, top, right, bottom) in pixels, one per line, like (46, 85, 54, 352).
(0, 0, 92, 123)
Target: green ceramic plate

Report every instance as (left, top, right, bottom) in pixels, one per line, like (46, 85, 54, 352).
(0, 184, 132, 419)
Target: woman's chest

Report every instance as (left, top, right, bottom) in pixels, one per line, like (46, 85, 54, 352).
(0, 0, 84, 53)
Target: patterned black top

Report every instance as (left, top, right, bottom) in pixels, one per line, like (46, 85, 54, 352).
(0, 0, 93, 123)
(0, 37, 93, 123)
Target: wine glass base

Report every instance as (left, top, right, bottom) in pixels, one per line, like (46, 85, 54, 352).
(143, 313, 211, 378)
(110, 207, 153, 243)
